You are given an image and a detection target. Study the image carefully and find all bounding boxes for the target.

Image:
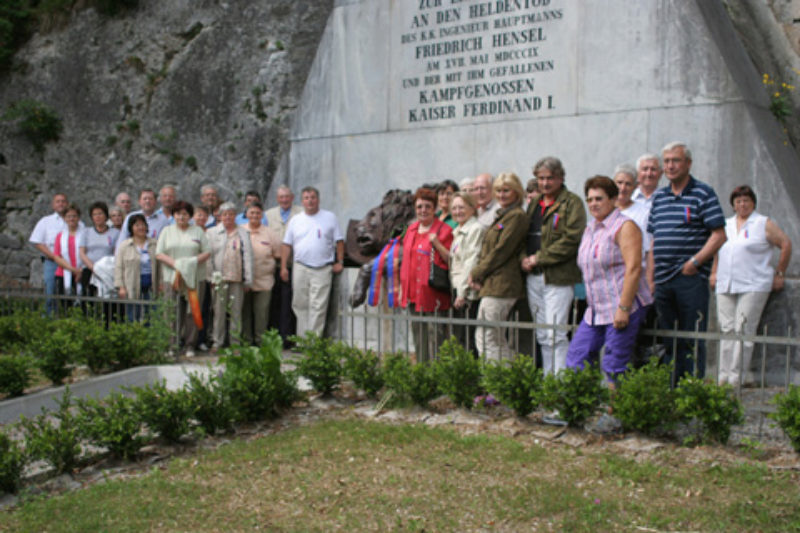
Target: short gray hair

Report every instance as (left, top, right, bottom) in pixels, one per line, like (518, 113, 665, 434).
(218, 201, 237, 214)
(533, 156, 565, 179)
(201, 184, 219, 195)
(661, 141, 692, 161)
(613, 164, 637, 182)
(636, 153, 661, 171)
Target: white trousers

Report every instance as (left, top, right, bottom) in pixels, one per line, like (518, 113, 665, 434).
(475, 296, 517, 361)
(292, 263, 333, 337)
(716, 291, 770, 386)
(526, 274, 574, 375)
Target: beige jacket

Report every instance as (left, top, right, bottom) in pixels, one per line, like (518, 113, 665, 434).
(265, 204, 302, 242)
(114, 238, 160, 298)
(207, 225, 254, 287)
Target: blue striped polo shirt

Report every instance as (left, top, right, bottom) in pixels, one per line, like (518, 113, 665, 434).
(647, 176, 725, 283)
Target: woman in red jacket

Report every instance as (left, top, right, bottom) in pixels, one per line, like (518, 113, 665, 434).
(400, 187, 453, 362)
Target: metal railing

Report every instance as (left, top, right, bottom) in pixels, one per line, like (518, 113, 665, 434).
(339, 298, 800, 442)
(0, 288, 181, 351)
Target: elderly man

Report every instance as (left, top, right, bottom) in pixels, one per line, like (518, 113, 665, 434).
(115, 192, 133, 214)
(115, 188, 171, 253)
(280, 187, 344, 336)
(632, 154, 663, 211)
(474, 173, 500, 227)
(157, 184, 177, 221)
(267, 185, 302, 344)
(29, 193, 84, 313)
(648, 141, 726, 383)
(521, 157, 586, 376)
(200, 184, 222, 228)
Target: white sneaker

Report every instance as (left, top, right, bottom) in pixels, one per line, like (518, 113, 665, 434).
(198, 343, 209, 352)
(185, 348, 195, 358)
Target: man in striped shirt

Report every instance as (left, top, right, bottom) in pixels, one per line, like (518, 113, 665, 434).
(647, 141, 726, 383)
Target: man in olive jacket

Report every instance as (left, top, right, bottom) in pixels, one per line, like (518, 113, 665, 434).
(521, 157, 586, 375)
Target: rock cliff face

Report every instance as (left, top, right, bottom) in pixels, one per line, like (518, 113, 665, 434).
(0, 0, 332, 285)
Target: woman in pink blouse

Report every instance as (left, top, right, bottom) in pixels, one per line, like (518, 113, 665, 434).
(566, 176, 653, 383)
(52, 204, 85, 300)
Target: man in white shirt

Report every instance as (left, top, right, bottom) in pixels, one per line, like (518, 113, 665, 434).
(474, 173, 500, 227)
(116, 188, 170, 253)
(631, 154, 662, 211)
(29, 193, 84, 313)
(280, 187, 344, 336)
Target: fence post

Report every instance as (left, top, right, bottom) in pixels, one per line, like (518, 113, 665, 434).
(693, 310, 703, 378)
(786, 326, 793, 391)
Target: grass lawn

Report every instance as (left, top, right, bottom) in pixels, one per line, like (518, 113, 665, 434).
(2, 418, 799, 532)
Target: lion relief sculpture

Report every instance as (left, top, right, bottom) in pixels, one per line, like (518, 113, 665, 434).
(345, 189, 415, 308)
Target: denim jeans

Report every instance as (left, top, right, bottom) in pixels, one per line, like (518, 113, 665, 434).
(125, 286, 151, 323)
(43, 259, 57, 315)
(654, 273, 709, 384)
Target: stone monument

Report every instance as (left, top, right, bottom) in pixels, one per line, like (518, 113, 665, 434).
(285, 0, 800, 379)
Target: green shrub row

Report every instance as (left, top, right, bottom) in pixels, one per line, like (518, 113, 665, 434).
(0, 306, 171, 396)
(293, 336, 747, 443)
(1, 330, 298, 493)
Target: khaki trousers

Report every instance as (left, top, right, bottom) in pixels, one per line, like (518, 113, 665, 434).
(292, 263, 332, 337)
(213, 281, 244, 348)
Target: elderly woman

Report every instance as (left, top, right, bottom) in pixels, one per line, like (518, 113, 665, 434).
(80, 201, 120, 293)
(711, 185, 792, 386)
(449, 192, 486, 349)
(468, 172, 528, 360)
(207, 201, 253, 352)
(108, 206, 125, 231)
(241, 201, 281, 345)
(156, 201, 210, 357)
(612, 164, 654, 291)
(52, 204, 85, 301)
(566, 176, 653, 383)
(400, 187, 453, 362)
(115, 214, 160, 322)
(436, 179, 460, 229)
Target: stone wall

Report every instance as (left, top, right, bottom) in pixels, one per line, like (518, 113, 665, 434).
(0, 0, 333, 286)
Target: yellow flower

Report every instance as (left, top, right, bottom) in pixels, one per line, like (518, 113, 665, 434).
(774, 92, 781, 98)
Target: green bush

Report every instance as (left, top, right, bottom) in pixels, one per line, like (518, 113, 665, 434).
(541, 365, 608, 426)
(106, 314, 170, 371)
(382, 352, 438, 407)
(219, 330, 298, 422)
(342, 347, 384, 398)
(770, 385, 800, 453)
(76, 392, 146, 460)
(612, 358, 677, 435)
(133, 381, 193, 443)
(30, 321, 77, 385)
(291, 332, 341, 395)
(482, 354, 542, 417)
(0, 430, 26, 494)
(186, 372, 236, 436)
(0, 354, 33, 397)
(20, 388, 82, 474)
(432, 337, 481, 409)
(3, 99, 63, 151)
(675, 377, 744, 445)
(0, 308, 47, 352)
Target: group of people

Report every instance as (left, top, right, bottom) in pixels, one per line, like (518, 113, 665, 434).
(400, 141, 792, 387)
(28, 140, 792, 384)
(29, 184, 344, 357)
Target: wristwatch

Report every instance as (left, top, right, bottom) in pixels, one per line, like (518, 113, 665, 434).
(691, 257, 701, 268)
(618, 304, 632, 312)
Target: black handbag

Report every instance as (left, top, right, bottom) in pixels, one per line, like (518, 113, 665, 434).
(428, 230, 451, 292)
